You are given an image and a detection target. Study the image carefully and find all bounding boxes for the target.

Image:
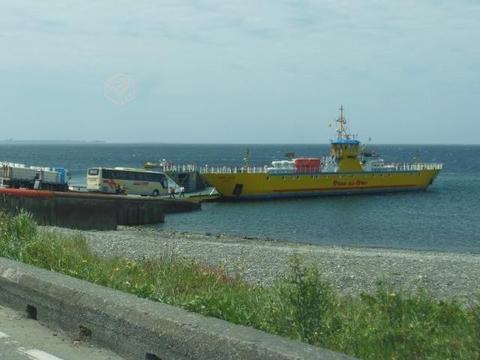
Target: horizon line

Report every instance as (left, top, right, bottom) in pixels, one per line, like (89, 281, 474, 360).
(0, 141, 479, 146)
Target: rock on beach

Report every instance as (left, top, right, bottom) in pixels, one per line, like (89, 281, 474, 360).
(45, 226, 480, 302)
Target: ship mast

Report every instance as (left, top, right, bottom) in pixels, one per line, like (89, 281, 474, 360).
(336, 105, 351, 141)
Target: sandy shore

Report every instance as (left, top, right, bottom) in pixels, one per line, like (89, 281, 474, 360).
(45, 227, 480, 302)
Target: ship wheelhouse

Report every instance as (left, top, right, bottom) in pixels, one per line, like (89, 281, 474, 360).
(329, 106, 364, 173)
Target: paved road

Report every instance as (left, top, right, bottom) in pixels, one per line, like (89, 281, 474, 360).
(0, 305, 122, 360)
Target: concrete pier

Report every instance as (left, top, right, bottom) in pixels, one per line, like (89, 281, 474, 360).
(0, 189, 200, 230)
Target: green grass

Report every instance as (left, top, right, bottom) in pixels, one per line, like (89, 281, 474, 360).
(1, 211, 479, 359)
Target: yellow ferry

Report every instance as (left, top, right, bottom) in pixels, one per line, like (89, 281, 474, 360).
(200, 107, 443, 200)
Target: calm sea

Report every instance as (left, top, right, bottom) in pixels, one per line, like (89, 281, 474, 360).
(1, 144, 479, 253)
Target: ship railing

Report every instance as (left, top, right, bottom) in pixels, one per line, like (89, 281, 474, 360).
(166, 162, 443, 174)
(163, 164, 265, 173)
(163, 164, 199, 173)
(197, 166, 328, 174)
(379, 163, 443, 171)
(198, 166, 268, 174)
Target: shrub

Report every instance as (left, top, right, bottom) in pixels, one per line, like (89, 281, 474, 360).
(273, 256, 340, 345)
(0, 211, 479, 359)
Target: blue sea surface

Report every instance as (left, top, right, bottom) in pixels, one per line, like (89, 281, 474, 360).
(1, 144, 479, 253)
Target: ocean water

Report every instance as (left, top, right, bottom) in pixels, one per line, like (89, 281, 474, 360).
(1, 144, 479, 253)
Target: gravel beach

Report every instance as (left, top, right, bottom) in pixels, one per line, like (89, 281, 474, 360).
(46, 227, 480, 302)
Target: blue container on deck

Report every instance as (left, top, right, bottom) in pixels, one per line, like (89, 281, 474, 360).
(54, 167, 67, 185)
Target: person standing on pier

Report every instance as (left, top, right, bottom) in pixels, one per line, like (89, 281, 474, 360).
(179, 186, 185, 198)
(169, 187, 176, 199)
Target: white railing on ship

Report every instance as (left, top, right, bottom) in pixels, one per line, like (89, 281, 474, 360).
(163, 164, 198, 172)
(163, 163, 443, 174)
(196, 163, 443, 174)
(163, 165, 267, 174)
(198, 166, 267, 174)
(384, 163, 444, 171)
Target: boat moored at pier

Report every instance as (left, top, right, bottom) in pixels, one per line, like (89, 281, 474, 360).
(200, 107, 443, 200)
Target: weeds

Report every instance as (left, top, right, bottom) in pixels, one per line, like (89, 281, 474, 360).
(285, 256, 340, 344)
(0, 211, 479, 359)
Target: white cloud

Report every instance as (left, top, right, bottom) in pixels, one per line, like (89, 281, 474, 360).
(0, 0, 479, 142)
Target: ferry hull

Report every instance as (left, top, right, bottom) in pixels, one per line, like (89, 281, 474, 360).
(201, 169, 441, 200)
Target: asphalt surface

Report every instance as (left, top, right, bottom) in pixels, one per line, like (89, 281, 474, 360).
(0, 305, 122, 360)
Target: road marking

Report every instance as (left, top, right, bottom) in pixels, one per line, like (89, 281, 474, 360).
(18, 348, 64, 360)
(0, 331, 9, 338)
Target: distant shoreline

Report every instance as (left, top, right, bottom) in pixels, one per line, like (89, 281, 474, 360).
(1, 142, 479, 146)
(0, 140, 107, 145)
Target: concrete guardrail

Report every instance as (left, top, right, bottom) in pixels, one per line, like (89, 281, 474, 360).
(0, 257, 354, 360)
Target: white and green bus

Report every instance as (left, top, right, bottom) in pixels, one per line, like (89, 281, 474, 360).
(86, 167, 169, 196)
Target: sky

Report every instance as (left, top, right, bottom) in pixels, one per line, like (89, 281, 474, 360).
(0, 0, 479, 144)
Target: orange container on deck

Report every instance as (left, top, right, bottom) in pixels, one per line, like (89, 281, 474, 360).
(294, 158, 321, 173)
